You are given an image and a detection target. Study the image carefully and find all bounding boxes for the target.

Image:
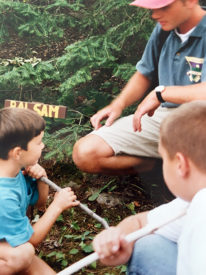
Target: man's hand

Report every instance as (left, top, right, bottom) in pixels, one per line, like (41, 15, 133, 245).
(133, 90, 160, 132)
(90, 102, 124, 130)
(24, 164, 47, 179)
(93, 226, 133, 266)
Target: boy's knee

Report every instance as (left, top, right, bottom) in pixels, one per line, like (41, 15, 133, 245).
(8, 243, 35, 273)
(16, 243, 35, 269)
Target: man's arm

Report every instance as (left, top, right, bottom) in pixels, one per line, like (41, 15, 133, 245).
(114, 71, 152, 110)
(161, 82, 206, 103)
(90, 71, 151, 130)
(133, 82, 206, 131)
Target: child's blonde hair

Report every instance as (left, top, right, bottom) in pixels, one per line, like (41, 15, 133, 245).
(160, 101, 206, 172)
(0, 108, 45, 160)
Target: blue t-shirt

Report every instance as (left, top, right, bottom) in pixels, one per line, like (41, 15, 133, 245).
(0, 171, 39, 247)
(136, 15, 206, 107)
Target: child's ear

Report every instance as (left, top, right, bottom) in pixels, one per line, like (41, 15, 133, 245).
(8, 147, 23, 160)
(175, 152, 190, 177)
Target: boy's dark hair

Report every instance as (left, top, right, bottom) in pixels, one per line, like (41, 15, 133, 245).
(160, 101, 206, 172)
(0, 107, 45, 160)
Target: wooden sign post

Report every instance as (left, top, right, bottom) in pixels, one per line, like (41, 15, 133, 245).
(4, 100, 67, 119)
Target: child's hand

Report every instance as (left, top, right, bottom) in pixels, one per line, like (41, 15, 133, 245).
(24, 164, 47, 179)
(93, 226, 133, 266)
(53, 187, 79, 211)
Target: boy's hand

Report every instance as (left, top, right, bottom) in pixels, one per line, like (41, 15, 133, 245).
(25, 164, 47, 179)
(53, 187, 79, 211)
(93, 226, 133, 266)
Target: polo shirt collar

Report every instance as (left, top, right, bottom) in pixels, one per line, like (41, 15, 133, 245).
(189, 14, 206, 38)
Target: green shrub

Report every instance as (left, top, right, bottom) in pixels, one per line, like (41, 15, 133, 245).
(0, 0, 154, 161)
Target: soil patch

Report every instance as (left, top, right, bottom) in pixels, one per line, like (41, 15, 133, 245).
(34, 160, 174, 274)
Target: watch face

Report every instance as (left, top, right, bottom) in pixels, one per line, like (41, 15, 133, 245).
(155, 85, 165, 92)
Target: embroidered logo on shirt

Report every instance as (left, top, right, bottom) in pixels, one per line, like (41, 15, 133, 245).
(186, 56, 204, 83)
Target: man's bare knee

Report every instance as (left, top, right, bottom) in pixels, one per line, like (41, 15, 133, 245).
(73, 137, 93, 170)
(73, 135, 114, 173)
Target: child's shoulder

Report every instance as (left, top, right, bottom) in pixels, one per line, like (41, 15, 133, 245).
(0, 171, 24, 200)
(188, 188, 206, 215)
(0, 170, 22, 184)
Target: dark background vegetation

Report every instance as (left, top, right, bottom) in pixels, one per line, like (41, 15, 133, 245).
(1, 0, 206, 274)
(0, 0, 155, 161)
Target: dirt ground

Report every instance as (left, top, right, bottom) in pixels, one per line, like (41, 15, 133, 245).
(34, 160, 174, 274)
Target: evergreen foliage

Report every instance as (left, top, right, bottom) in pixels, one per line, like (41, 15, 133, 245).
(0, 0, 85, 44)
(0, 0, 154, 161)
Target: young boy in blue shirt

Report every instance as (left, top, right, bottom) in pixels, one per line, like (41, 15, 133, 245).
(0, 107, 79, 275)
(93, 101, 206, 275)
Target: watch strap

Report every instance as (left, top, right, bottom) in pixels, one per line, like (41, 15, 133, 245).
(156, 91, 165, 103)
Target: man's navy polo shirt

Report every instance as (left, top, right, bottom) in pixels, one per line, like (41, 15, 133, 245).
(136, 15, 206, 108)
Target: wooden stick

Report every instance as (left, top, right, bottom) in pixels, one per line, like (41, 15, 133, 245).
(57, 207, 187, 275)
(40, 177, 109, 229)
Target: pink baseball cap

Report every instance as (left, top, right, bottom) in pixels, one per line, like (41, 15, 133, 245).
(130, 0, 175, 9)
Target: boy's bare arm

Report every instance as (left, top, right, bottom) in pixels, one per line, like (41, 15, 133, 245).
(36, 180, 49, 208)
(93, 211, 148, 266)
(24, 164, 79, 247)
(29, 187, 79, 247)
(25, 164, 49, 208)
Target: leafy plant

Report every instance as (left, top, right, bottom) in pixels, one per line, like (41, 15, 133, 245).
(0, 0, 83, 44)
(64, 230, 94, 254)
(88, 178, 116, 201)
(0, 0, 154, 161)
(46, 251, 68, 268)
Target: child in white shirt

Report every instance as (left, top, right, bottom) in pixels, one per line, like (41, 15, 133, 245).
(93, 101, 206, 275)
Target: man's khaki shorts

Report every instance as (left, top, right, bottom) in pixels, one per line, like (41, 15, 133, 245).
(91, 107, 175, 158)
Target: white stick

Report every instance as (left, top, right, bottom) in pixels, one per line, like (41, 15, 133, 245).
(40, 177, 109, 229)
(58, 252, 99, 275)
(57, 207, 187, 275)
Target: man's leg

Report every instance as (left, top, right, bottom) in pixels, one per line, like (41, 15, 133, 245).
(73, 109, 174, 175)
(73, 134, 156, 175)
(127, 234, 177, 275)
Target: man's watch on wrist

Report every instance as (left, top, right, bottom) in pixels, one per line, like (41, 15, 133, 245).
(155, 85, 166, 103)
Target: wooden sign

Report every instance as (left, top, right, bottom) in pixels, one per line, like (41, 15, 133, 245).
(4, 100, 67, 119)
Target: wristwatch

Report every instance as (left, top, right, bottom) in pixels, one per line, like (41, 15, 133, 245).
(155, 85, 166, 103)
